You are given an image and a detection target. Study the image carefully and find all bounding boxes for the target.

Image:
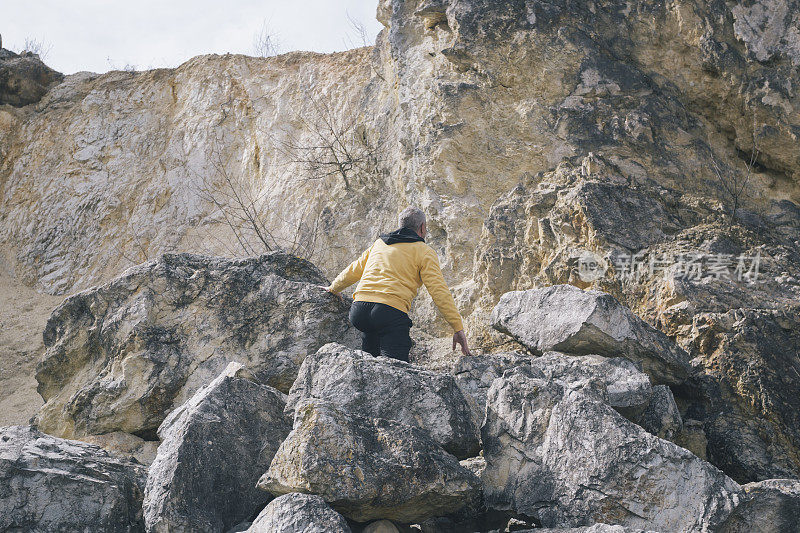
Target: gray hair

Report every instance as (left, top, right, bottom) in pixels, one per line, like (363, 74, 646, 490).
(399, 206, 426, 231)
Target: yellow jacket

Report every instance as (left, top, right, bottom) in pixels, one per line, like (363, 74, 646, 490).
(327, 236, 464, 331)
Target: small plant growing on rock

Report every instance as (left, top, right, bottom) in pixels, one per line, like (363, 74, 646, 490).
(709, 114, 762, 231)
(21, 37, 52, 60)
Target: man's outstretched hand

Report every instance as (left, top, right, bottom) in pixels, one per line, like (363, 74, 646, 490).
(453, 329, 472, 356)
(322, 286, 344, 301)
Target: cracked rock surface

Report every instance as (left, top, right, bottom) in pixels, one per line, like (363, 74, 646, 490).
(482, 366, 741, 531)
(258, 399, 480, 523)
(0, 425, 146, 532)
(143, 362, 291, 533)
(287, 343, 480, 459)
(491, 285, 691, 385)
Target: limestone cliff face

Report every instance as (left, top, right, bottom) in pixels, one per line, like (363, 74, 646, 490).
(1, 0, 799, 482)
(0, 48, 387, 295)
(2, 0, 798, 302)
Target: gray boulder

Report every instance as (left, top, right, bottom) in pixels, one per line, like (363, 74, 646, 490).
(634, 384, 683, 441)
(0, 425, 146, 532)
(0, 49, 63, 106)
(481, 367, 569, 514)
(490, 285, 691, 384)
(143, 362, 291, 533)
(246, 492, 352, 533)
(531, 351, 653, 416)
(482, 367, 741, 531)
(35, 252, 357, 440)
(716, 478, 800, 533)
(258, 400, 480, 523)
(452, 351, 653, 427)
(451, 352, 531, 426)
(286, 343, 480, 459)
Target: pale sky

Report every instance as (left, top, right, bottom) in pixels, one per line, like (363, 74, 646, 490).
(2, 0, 385, 74)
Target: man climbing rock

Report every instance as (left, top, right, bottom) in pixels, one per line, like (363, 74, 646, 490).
(326, 206, 471, 362)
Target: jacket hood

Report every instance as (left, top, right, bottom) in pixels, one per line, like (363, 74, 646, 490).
(380, 227, 425, 245)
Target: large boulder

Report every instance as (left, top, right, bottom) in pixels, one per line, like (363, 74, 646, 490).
(482, 366, 741, 531)
(35, 252, 357, 440)
(688, 308, 800, 482)
(246, 492, 352, 533)
(143, 362, 291, 533)
(453, 351, 695, 458)
(451, 352, 531, 425)
(286, 343, 480, 459)
(453, 351, 653, 428)
(258, 400, 481, 523)
(491, 285, 691, 385)
(0, 425, 146, 532)
(0, 49, 63, 107)
(452, 352, 660, 438)
(716, 478, 800, 533)
(530, 351, 653, 416)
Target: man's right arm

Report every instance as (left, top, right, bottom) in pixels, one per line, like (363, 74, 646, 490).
(326, 244, 372, 294)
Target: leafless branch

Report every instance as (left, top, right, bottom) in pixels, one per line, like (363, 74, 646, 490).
(344, 12, 370, 49)
(253, 19, 280, 57)
(709, 112, 761, 231)
(273, 90, 384, 191)
(186, 130, 324, 261)
(22, 37, 52, 60)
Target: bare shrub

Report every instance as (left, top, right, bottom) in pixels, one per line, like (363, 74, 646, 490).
(188, 131, 323, 261)
(344, 12, 370, 48)
(253, 19, 280, 57)
(273, 90, 384, 191)
(709, 113, 762, 231)
(104, 57, 137, 73)
(22, 37, 52, 60)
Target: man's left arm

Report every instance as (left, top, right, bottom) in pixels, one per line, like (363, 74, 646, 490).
(326, 245, 372, 294)
(420, 248, 464, 332)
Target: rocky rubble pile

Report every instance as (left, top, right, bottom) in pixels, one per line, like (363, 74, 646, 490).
(2, 0, 799, 498)
(1, 260, 799, 532)
(473, 152, 800, 485)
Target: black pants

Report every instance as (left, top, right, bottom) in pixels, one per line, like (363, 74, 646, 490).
(349, 301, 413, 362)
